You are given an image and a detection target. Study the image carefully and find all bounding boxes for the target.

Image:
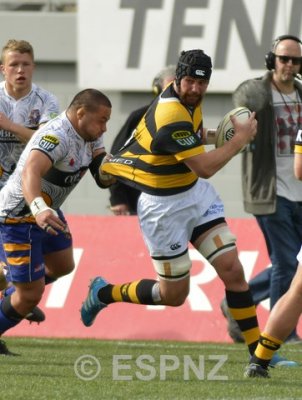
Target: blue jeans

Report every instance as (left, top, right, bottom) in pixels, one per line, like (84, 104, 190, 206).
(249, 196, 302, 339)
(249, 267, 271, 305)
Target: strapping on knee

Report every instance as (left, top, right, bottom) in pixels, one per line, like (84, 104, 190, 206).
(152, 252, 192, 281)
(197, 226, 236, 263)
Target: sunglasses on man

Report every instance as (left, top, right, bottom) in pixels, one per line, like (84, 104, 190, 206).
(275, 55, 302, 65)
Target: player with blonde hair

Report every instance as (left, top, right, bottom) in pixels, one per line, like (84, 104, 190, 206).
(0, 39, 60, 350)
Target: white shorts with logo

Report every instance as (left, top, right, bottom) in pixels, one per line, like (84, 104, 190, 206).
(137, 178, 224, 259)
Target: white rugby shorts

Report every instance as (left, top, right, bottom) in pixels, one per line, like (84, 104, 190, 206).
(137, 178, 224, 258)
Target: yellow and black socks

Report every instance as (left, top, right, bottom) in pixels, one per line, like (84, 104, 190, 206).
(225, 289, 260, 355)
(98, 279, 161, 305)
(251, 333, 282, 368)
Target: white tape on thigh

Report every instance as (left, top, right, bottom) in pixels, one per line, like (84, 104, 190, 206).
(197, 226, 236, 263)
(152, 252, 192, 281)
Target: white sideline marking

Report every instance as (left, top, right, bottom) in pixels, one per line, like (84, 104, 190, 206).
(45, 248, 83, 308)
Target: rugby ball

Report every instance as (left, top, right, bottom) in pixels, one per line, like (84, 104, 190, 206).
(215, 107, 252, 151)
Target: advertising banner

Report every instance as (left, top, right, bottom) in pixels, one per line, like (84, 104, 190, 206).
(8, 215, 300, 342)
(78, 0, 302, 92)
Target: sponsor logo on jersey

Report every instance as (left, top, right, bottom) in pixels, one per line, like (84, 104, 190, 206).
(172, 130, 197, 146)
(111, 157, 134, 165)
(0, 130, 16, 139)
(64, 170, 86, 186)
(172, 131, 191, 140)
(29, 109, 41, 126)
(39, 135, 60, 151)
(49, 112, 58, 119)
(170, 242, 181, 251)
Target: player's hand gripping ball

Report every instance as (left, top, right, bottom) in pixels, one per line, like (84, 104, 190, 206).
(216, 107, 252, 152)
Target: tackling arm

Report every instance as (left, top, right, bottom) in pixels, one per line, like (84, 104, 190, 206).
(89, 151, 116, 188)
(22, 149, 65, 234)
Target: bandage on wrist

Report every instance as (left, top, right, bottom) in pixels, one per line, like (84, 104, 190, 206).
(205, 129, 217, 145)
(30, 196, 52, 217)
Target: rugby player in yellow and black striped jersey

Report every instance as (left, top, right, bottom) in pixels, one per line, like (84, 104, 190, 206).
(104, 80, 204, 196)
(81, 49, 261, 357)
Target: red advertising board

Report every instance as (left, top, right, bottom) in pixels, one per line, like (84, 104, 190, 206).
(6, 216, 301, 342)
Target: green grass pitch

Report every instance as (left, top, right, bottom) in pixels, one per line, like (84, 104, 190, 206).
(1, 337, 302, 400)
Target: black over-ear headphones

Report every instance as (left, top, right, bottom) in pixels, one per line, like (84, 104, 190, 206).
(152, 73, 162, 96)
(151, 65, 176, 96)
(265, 34, 302, 73)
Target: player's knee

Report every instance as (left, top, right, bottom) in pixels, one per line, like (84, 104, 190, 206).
(152, 252, 192, 281)
(220, 260, 248, 291)
(152, 253, 191, 306)
(196, 225, 237, 264)
(220, 256, 244, 276)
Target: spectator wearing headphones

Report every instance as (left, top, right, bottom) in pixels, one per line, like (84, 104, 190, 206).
(221, 35, 302, 351)
(245, 129, 302, 378)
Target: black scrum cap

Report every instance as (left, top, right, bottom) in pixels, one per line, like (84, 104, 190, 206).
(176, 49, 212, 86)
